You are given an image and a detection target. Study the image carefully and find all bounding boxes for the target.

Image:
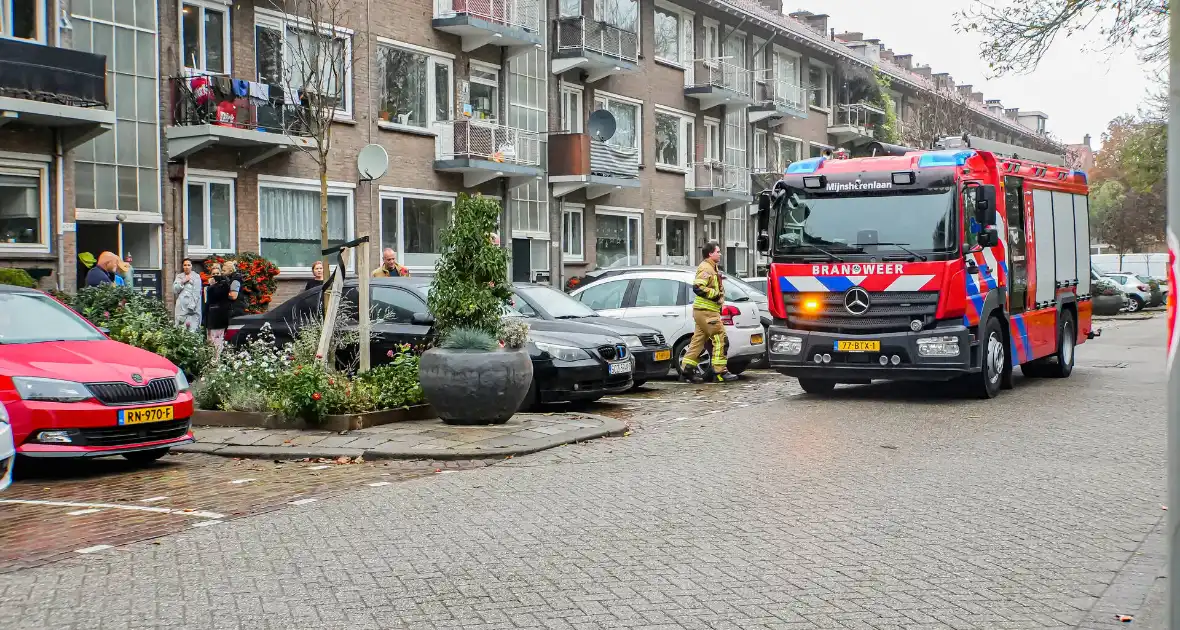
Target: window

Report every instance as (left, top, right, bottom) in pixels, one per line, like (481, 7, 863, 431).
(724, 108, 747, 170)
(596, 210, 642, 267)
(559, 0, 580, 17)
(562, 205, 584, 262)
(181, 1, 229, 73)
(704, 217, 721, 242)
(594, 92, 641, 161)
(808, 62, 832, 109)
(726, 207, 748, 247)
(701, 19, 719, 63)
(369, 286, 427, 324)
(595, 0, 638, 34)
(772, 135, 801, 169)
(653, 3, 692, 66)
(772, 48, 802, 108)
(560, 83, 583, 133)
(1, 0, 46, 42)
(633, 278, 683, 308)
(704, 119, 720, 161)
(469, 62, 498, 121)
(374, 42, 452, 130)
(0, 161, 48, 251)
(259, 181, 353, 271)
(185, 176, 234, 253)
(656, 215, 693, 266)
(577, 279, 629, 310)
(753, 129, 767, 171)
(380, 192, 454, 270)
(655, 108, 694, 170)
(71, 6, 159, 213)
(809, 142, 831, 159)
(256, 10, 353, 118)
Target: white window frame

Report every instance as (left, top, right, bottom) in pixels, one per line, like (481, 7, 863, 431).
(753, 129, 767, 171)
(653, 1, 693, 69)
(373, 38, 454, 135)
(0, 156, 50, 253)
(772, 133, 802, 170)
(255, 8, 355, 120)
(1, 0, 46, 43)
(704, 217, 722, 244)
(656, 211, 695, 266)
(377, 187, 456, 273)
(594, 90, 643, 162)
(809, 141, 832, 158)
(772, 45, 802, 107)
(701, 18, 719, 66)
(595, 206, 643, 267)
(257, 175, 356, 276)
(654, 105, 694, 172)
(561, 203, 584, 263)
(807, 59, 832, 112)
(703, 117, 720, 162)
(559, 82, 584, 133)
(725, 206, 748, 249)
(184, 170, 237, 255)
(179, 0, 233, 74)
(469, 60, 500, 121)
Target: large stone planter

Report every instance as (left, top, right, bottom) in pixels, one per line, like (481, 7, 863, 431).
(419, 347, 533, 425)
(192, 404, 435, 432)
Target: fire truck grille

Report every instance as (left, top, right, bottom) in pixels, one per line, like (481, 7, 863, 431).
(784, 291, 939, 333)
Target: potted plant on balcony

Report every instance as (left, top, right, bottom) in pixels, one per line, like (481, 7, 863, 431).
(419, 193, 533, 425)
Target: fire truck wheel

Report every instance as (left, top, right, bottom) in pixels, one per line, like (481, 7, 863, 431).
(968, 317, 1005, 399)
(1045, 312, 1076, 378)
(798, 378, 836, 394)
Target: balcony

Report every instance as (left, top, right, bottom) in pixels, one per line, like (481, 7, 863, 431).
(548, 132, 640, 200)
(433, 0, 543, 56)
(749, 77, 807, 124)
(165, 75, 317, 168)
(0, 37, 114, 149)
(684, 59, 755, 110)
(828, 102, 885, 145)
(552, 17, 638, 82)
(686, 162, 751, 210)
(434, 119, 543, 189)
(751, 163, 786, 193)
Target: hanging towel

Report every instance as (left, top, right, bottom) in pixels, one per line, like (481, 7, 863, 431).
(212, 76, 233, 99)
(232, 79, 249, 97)
(248, 82, 269, 102)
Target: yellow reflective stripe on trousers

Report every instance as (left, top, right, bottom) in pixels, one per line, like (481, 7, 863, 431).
(710, 333, 727, 366)
(692, 297, 721, 311)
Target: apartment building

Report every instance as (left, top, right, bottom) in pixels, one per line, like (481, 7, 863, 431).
(0, 0, 1066, 301)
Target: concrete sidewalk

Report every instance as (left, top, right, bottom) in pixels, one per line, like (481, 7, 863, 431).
(175, 412, 628, 461)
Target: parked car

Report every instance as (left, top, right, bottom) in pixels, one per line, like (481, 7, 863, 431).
(1138, 275, 1165, 306)
(739, 276, 768, 294)
(509, 283, 672, 386)
(1, 401, 13, 491)
(229, 277, 636, 408)
(1091, 276, 1129, 316)
(568, 269, 766, 376)
(0, 285, 195, 462)
(1103, 272, 1154, 312)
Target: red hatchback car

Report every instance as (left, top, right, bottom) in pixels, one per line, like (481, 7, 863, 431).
(0, 285, 194, 462)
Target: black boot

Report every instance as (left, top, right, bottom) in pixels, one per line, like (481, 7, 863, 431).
(680, 365, 705, 383)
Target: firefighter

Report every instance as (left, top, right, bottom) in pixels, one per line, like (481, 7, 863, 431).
(681, 241, 738, 383)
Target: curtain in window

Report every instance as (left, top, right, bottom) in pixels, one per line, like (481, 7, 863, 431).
(259, 187, 347, 268)
(605, 101, 637, 151)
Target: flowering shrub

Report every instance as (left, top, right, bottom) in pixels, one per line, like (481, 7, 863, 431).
(268, 362, 344, 423)
(357, 346, 425, 410)
(0, 267, 36, 288)
(193, 324, 291, 410)
(200, 252, 280, 313)
(565, 275, 586, 292)
(499, 318, 530, 349)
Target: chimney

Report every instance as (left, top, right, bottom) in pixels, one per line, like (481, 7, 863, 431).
(880, 48, 895, 63)
(1004, 107, 1019, 120)
(970, 91, 984, 103)
(788, 11, 829, 35)
(957, 85, 973, 98)
(913, 65, 931, 78)
(893, 54, 913, 70)
(932, 72, 954, 90)
(754, 0, 781, 14)
(1083, 133, 1091, 147)
(834, 31, 864, 42)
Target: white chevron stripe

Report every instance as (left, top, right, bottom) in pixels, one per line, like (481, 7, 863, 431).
(846, 275, 866, 286)
(981, 246, 1000, 281)
(885, 274, 936, 291)
(782, 276, 830, 292)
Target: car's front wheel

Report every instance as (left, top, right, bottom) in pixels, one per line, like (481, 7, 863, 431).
(1126, 295, 1144, 312)
(122, 448, 169, 464)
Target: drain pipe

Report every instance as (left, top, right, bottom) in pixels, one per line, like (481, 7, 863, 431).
(54, 131, 65, 291)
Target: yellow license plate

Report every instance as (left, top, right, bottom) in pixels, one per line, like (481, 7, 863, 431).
(118, 405, 174, 425)
(750, 334, 764, 345)
(654, 350, 671, 361)
(835, 340, 880, 352)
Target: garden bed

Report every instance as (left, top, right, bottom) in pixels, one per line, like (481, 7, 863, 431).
(192, 404, 436, 432)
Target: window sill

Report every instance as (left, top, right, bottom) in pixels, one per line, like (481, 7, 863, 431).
(809, 105, 831, 115)
(187, 248, 236, 257)
(654, 57, 686, 71)
(333, 116, 358, 125)
(377, 121, 438, 137)
(655, 164, 688, 175)
(0, 247, 53, 259)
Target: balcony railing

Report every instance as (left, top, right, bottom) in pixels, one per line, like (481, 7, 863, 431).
(433, 0, 541, 33)
(689, 59, 754, 99)
(830, 102, 884, 136)
(755, 77, 805, 112)
(691, 162, 750, 195)
(555, 16, 639, 64)
(590, 140, 638, 179)
(0, 37, 107, 108)
(170, 75, 312, 136)
(436, 119, 543, 167)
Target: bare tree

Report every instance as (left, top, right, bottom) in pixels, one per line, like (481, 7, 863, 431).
(900, 88, 977, 150)
(259, 0, 356, 303)
(956, 0, 1168, 76)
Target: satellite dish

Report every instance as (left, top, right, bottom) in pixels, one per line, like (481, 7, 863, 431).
(357, 144, 389, 181)
(587, 109, 616, 142)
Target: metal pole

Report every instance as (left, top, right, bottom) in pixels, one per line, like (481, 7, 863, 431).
(1167, 7, 1179, 628)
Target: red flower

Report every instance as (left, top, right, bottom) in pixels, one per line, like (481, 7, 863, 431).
(328, 378, 335, 386)
(312, 392, 321, 401)
(386, 350, 395, 358)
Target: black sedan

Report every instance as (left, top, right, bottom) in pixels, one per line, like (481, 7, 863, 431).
(509, 283, 672, 386)
(226, 277, 636, 408)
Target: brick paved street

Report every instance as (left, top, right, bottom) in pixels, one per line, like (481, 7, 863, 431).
(0, 317, 1167, 629)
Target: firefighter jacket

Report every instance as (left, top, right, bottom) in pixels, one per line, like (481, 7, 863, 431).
(692, 259, 724, 312)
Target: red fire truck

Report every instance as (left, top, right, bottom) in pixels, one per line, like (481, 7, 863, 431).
(754, 139, 1094, 398)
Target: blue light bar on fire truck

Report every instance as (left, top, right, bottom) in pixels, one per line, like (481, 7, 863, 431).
(917, 150, 976, 168)
(785, 157, 824, 174)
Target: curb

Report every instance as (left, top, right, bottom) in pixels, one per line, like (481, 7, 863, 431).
(173, 415, 630, 461)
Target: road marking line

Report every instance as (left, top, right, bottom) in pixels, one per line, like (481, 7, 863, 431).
(139, 496, 169, 503)
(192, 520, 223, 527)
(75, 545, 113, 554)
(0, 499, 224, 520)
(367, 482, 392, 487)
(229, 478, 256, 484)
(308, 465, 331, 470)
(289, 498, 317, 505)
(672, 417, 688, 421)
(66, 508, 102, 516)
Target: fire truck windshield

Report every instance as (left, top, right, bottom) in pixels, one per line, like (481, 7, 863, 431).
(772, 186, 958, 259)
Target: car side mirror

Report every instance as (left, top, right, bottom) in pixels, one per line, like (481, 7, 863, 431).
(756, 191, 772, 254)
(975, 184, 998, 226)
(411, 312, 435, 326)
(977, 227, 999, 248)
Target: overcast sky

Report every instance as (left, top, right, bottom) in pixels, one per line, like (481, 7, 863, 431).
(801, 1, 1154, 149)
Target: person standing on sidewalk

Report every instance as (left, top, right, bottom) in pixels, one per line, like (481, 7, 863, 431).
(372, 248, 410, 278)
(681, 241, 737, 383)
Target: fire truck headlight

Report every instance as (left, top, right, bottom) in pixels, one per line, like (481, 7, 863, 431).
(770, 334, 803, 356)
(801, 297, 821, 313)
(916, 336, 961, 357)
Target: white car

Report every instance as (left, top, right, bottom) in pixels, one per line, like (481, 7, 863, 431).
(570, 269, 765, 376)
(1103, 272, 1154, 312)
(1, 401, 13, 492)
